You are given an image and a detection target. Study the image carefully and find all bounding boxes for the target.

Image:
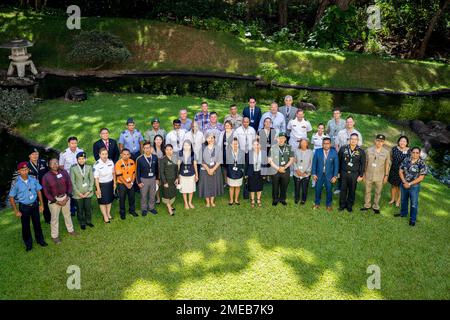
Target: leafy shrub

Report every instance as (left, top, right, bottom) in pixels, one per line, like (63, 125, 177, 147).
(0, 88, 33, 129)
(308, 5, 366, 50)
(68, 30, 131, 69)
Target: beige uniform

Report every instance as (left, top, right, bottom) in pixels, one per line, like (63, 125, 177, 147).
(364, 146, 391, 210)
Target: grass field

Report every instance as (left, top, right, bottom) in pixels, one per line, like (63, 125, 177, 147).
(0, 93, 448, 299)
(1, 10, 450, 93)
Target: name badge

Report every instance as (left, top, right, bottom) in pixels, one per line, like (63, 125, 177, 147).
(210, 162, 215, 166)
(183, 170, 189, 174)
(299, 166, 303, 170)
(348, 162, 353, 167)
(82, 183, 88, 187)
(56, 174, 62, 178)
(29, 195, 34, 200)
(250, 120, 254, 123)
(233, 166, 238, 171)
(372, 163, 377, 167)
(148, 172, 154, 177)
(281, 161, 286, 165)
(126, 178, 131, 182)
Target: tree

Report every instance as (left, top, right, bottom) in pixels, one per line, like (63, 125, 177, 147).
(278, 0, 288, 27)
(413, 0, 449, 59)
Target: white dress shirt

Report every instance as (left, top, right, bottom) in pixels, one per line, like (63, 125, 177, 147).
(165, 129, 187, 153)
(93, 159, 114, 183)
(233, 126, 256, 153)
(59, 147, 84, 174)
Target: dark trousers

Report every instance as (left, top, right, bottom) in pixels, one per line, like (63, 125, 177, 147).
(340, 171, 359, 209)
(118, 183, 136, 218)
(69, 196, 77, 215)
(19, 203, 45, 248)
(294, 176, 310, 203)
(42, 192, 51, 223)
(272, 170, 290, 202)
(74, 198, 92, 226)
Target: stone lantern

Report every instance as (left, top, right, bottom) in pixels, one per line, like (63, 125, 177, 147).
(0, 39, 38, 78)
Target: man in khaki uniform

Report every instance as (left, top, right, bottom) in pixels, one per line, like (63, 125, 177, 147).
(361, 134, 391, 214)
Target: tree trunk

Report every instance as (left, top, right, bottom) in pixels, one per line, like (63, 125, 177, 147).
(278, 0, 288, 27)
(414, 0, 449, 59)
(247, 0, 256, 22)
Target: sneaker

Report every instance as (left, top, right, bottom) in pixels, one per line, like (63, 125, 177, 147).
(312, 205, 320, 210)
(326, 207, 333, 212)
(333, 189, 341, 195)
(52, 237, 61, 245)
(149, 209, 158, 215)
(142, 211, 148, 217)
(69, 231, 79, 236)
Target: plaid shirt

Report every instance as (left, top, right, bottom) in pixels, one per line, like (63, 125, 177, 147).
(194, 112, 210, 132)
(42, 169, 73, 203)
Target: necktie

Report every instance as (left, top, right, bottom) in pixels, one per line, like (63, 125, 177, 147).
(250, 109, 254, 121)
(105, 140, 109, 151)
(286, 107, 289, 117)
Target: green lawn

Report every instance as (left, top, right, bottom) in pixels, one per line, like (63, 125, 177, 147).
(1, 10, 449, 93)
(0, 93, 448, 299)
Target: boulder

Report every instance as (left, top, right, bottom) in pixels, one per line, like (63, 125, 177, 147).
(298, 101, 317, 111)
(65, 87, 87, 102)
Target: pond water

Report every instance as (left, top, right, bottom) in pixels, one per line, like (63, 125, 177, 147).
(0, 75, 449, 208)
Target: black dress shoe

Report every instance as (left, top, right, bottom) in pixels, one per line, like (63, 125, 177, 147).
(409, 221, 416, 226)
(81, 225, 86, 230)
(26, 246, 32, 252)
(393, 213, 402, 217)
(294, 200, 299, 205)
(130, 212, 138, 217)
(300, 201, 306, 205)
(280, 201, 287, 206)
(373, 209, 380, 214)
(338, 207, 345, 212)
(39, 242, 48, 247)
(347, 207, 353, 213)
(360, 207, 369, 211)
(120, 216, 126, 220)
(86, 223, 94, 227)
(272, 201, 278, 206)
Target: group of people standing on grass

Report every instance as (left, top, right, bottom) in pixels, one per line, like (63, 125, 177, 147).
(9, 96, 429, 251)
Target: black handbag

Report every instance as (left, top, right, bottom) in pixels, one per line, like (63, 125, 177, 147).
(243, 177, 249, 199)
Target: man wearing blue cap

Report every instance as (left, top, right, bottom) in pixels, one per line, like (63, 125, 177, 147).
(119, 118, 144, 161)
(9, 162, 48, 251)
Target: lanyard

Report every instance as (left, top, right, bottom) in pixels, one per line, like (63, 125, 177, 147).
(78, 164, 86, 177)
(232, 151, 238, 165)
(347, 146, 357, 162)
(144, 155, 153, 170)
(29, 161, 38, 174)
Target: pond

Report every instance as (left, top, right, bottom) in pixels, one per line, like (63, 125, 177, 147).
(0, 74, 449, 208)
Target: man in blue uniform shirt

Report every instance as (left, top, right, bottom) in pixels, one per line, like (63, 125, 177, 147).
(9, 162, 48, 251)
(119, 118, 144, 160)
